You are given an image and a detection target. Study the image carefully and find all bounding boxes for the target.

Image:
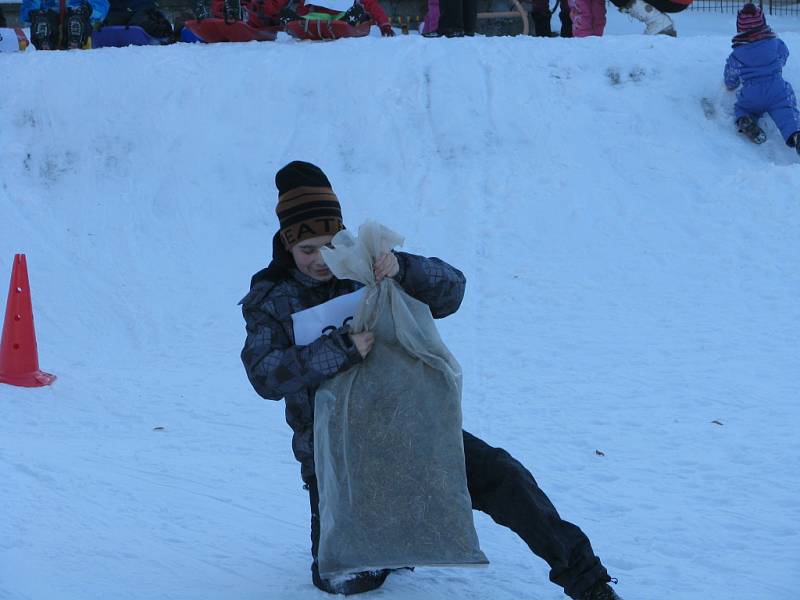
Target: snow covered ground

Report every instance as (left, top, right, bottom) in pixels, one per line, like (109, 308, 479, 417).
(2, 9, 800, 600)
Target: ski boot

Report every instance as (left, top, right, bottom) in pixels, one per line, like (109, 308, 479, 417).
(737, 116, 767, 144)
(65, 2, 92, 49)
(30, 9, 60, 50)
(223, 0, 242, 23)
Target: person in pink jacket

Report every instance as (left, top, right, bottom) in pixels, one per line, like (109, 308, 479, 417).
(568, 0, 604, 37)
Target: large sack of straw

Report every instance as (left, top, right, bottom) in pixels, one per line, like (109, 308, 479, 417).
(314, 221, 488, 578)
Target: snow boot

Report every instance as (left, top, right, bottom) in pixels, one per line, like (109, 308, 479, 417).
(737, 116, 767, 144)
(581, 581, 624, 600)
(530, 10, 557, 37)
(620, 0, 676, 36)
(65, 2, 92, 49)
(790, 131, 800, 156)
(30, 9, 60, 50)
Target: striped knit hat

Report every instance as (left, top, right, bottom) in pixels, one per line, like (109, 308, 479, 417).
(274, 161, 344, 250)
(737, 3, 766, 32)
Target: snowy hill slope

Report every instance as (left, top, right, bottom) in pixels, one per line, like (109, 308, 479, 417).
(1, 21, 799, 600)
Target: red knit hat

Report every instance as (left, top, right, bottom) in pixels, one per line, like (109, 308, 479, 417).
(737, 3, 766, 32)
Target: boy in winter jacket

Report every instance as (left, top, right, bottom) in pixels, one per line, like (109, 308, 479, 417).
(240, 160, 625, 600)
(20, 0, 108, 48)
(724, 3, 800, 154)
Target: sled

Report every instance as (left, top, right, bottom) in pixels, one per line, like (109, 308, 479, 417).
(92, 26, 172, 47)
(180, 18, 278, 42)
(0, 28, 31, 52)
(285, 19, 371, 41)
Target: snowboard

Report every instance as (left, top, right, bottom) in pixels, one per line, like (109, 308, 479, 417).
(180, 18, 278, 42)
(285, 19, 370, 41)
(0, 28, 31, 52)
(92, 26, 172, 48)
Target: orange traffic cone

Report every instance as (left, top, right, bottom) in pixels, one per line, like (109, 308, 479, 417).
(0, 254, 56, 387)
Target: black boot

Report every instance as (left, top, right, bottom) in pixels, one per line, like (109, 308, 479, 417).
(736, 116, 767, 144)
(65, 2, 92, 49)
(30, 9, 60, 50)
(530, 10, 557, 37)
(791, 132, 800, 156)
(582, 581, 624, 600)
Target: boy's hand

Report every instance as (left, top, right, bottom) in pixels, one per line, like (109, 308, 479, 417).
(349, 331, 374, 358)
(373, 252, 399, 282)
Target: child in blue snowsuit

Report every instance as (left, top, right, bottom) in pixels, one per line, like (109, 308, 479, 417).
(724, 3, 800, 155)
(20, 0, 109, 49)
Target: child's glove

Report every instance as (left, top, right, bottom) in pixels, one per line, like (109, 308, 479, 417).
(380, 23, 395, 36)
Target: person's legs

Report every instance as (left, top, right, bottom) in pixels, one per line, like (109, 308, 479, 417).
(307, 477, 391, 594)
(558, 0, 572, 37)
(567, 0, 593, 38)
(463, 431, 610, 600)
(530, 0, 555, 37)
(590, 0, 605, 36)
(462, 0, 477, 35)
(437, 0, 464, 36)
(765, 80, 800, 146)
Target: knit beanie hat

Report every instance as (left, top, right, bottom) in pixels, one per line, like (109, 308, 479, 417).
(737, 3, 766, 32)
(274, 161, 344, 249)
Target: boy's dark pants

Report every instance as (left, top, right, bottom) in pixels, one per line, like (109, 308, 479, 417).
(308, 431, 609, 599)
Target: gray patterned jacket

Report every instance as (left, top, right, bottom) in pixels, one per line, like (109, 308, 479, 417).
(240, 251, 466, 482)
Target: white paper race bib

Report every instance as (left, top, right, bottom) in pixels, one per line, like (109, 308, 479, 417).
(291, 288, 365, 346)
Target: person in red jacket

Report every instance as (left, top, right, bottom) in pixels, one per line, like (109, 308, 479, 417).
(208, 0, 393, 34)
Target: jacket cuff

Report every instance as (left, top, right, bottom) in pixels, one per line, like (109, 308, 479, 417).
(391, 251, 406, 284)
(334, 325, 363, 367)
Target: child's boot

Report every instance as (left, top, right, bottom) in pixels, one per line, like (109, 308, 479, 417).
(30, 9, 60, 50)
(791, 132, 800, 156)
(620, 0, 676, 36)
(65, 2, 92, 49)
(737, 116, 767, 144)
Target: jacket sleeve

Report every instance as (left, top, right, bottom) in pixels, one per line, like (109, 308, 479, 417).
(358, 0, 389, 27)
(778, 39, 789, 67)
(724, 53, 741, 90)
(241, 300, 362, 400)
(392, 251, 466, 319)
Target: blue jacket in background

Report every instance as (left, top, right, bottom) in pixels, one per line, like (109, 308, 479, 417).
(20, 0, 109, 24)
(724, 37, 800, 144)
